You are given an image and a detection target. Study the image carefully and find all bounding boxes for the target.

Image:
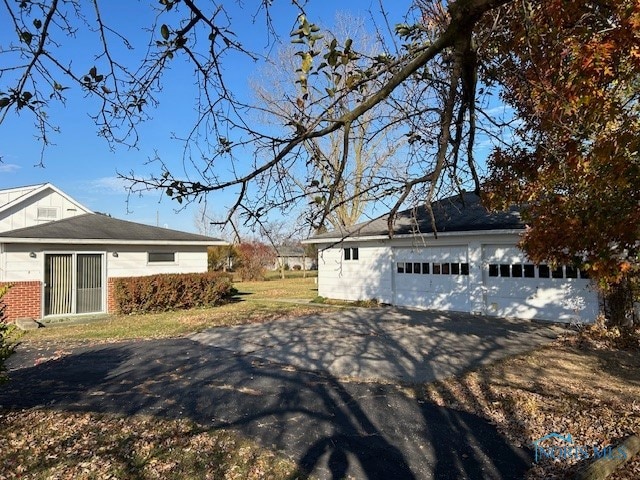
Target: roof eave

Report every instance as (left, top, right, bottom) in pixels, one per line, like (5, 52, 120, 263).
(302, 228, 525, 244)
(0, 238, 228, 246)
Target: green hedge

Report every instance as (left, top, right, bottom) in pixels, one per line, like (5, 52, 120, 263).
(112, 272, 236, 315)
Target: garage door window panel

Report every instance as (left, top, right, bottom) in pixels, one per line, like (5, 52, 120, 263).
(512, 264, 523, 278)
(524, 264, 535, 278)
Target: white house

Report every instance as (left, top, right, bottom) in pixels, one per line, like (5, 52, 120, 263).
(272, 245, 316, 271)
(0, 183, 226, 321)
(304, 192, 599, 323)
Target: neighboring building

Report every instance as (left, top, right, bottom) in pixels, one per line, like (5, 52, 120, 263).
(272, 245, 316, 271)
(0, 183, 225, 321)
(304, 192, 599, 323)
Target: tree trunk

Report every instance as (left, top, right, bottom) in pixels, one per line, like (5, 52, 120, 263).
(604, 278, 635, 327)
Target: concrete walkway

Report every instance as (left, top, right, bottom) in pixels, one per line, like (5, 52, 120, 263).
(192, 306, 566, 384)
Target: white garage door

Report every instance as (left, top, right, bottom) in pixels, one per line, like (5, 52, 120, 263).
(482, 245, 599, 322)
(393, 246, 470, 312)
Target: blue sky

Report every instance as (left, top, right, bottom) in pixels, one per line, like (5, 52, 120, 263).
(0, 1, 416, 237)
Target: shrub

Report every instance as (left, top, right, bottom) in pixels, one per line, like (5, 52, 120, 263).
(207, 245, 239, 272)
(235, 242, 275, 281)
(113, 272, 236, 315)
(0, 285, 17, 384)
(292, 264, 302, 271)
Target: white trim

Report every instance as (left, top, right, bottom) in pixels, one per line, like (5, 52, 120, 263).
(0, 183, 93, 216)
(0, 238, 226, 246)
(302, 229, 525, 244)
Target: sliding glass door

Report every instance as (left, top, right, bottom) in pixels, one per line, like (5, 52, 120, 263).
(44, 253, 103, 316)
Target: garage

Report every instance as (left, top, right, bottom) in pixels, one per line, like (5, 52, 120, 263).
(306, 192, 601, 324)
(481, 245, 599, 322)
(393, 246, 470, 312)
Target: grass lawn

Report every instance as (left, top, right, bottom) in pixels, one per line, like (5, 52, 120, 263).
(20, 277, 323, 343)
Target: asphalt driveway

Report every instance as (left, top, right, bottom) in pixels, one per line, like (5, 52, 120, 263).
(1, 308, 566, 479)
(191, 306, 565, 383)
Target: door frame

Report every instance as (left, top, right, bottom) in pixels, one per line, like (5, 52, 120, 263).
(42, 251, 107, 317)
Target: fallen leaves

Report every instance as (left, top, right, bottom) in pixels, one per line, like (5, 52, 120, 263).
(0, 410, 304, 479)
(418, 339, 640, 479)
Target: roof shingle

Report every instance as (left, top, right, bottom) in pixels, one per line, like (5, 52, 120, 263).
(309, 192, 524, 241)
(0, 213, 224, 243)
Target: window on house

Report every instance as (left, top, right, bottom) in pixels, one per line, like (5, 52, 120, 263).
(565, 266, 578, 278)
(579, 269, 590, 279)
(451, 262, 460, 275)
(406, 262, 413, 274)
(344, 248, 358, 261)
(148, 252, 176, 263)
(37, 207, 58, 220)
(413, 262, 421, 274)
(552, 266, 564, 279)
(441, 263, 450, 275)
(397, 262, 405, 274)
(433, 263, 441, 274)
(512, 264, 523, 278)
(422, 262, 430, 274)
(499, 264, 511, 277)
(538, 265, 550, 278)
(461, 263, 469, 275)
(524, 264, 535, 278)
(489, 264, 499, 277)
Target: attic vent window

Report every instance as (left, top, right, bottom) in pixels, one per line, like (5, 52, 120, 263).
(37, 207, 58, 220)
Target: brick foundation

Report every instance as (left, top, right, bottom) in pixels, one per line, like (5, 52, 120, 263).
(0, 281, 42, 322)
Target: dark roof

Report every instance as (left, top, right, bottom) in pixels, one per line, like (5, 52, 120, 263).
(310, 192, 524, 241)
(0, 213, 224, 243)
(275, 246, 305, 257)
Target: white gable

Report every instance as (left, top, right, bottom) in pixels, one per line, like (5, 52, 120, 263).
(0, 183, 92, 233)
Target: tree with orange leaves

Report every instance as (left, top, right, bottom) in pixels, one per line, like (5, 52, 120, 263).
(483, 0, 640, 325)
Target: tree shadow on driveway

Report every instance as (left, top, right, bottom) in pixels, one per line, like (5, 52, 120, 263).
(1, 338, 531, 479)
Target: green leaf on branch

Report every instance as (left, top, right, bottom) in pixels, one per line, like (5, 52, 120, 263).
(20, 31, 33, 45)
(161, 24, 170, 40)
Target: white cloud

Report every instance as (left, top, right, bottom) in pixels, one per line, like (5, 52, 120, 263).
(0, 163, 21, 173)
(90, 176, 131, 194)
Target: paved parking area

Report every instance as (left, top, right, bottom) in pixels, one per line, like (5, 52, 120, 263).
(192, 306, 566, 383)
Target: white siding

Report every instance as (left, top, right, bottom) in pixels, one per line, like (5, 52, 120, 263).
(317, 242, 393, 303)
(107, 246, 208, 277)
(315, 233, 600, 323)
(0, 188, 89, 233)
(0, 243, 208, 282)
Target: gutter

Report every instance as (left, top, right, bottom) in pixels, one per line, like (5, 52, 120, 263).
(302, 228, 525, 244)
